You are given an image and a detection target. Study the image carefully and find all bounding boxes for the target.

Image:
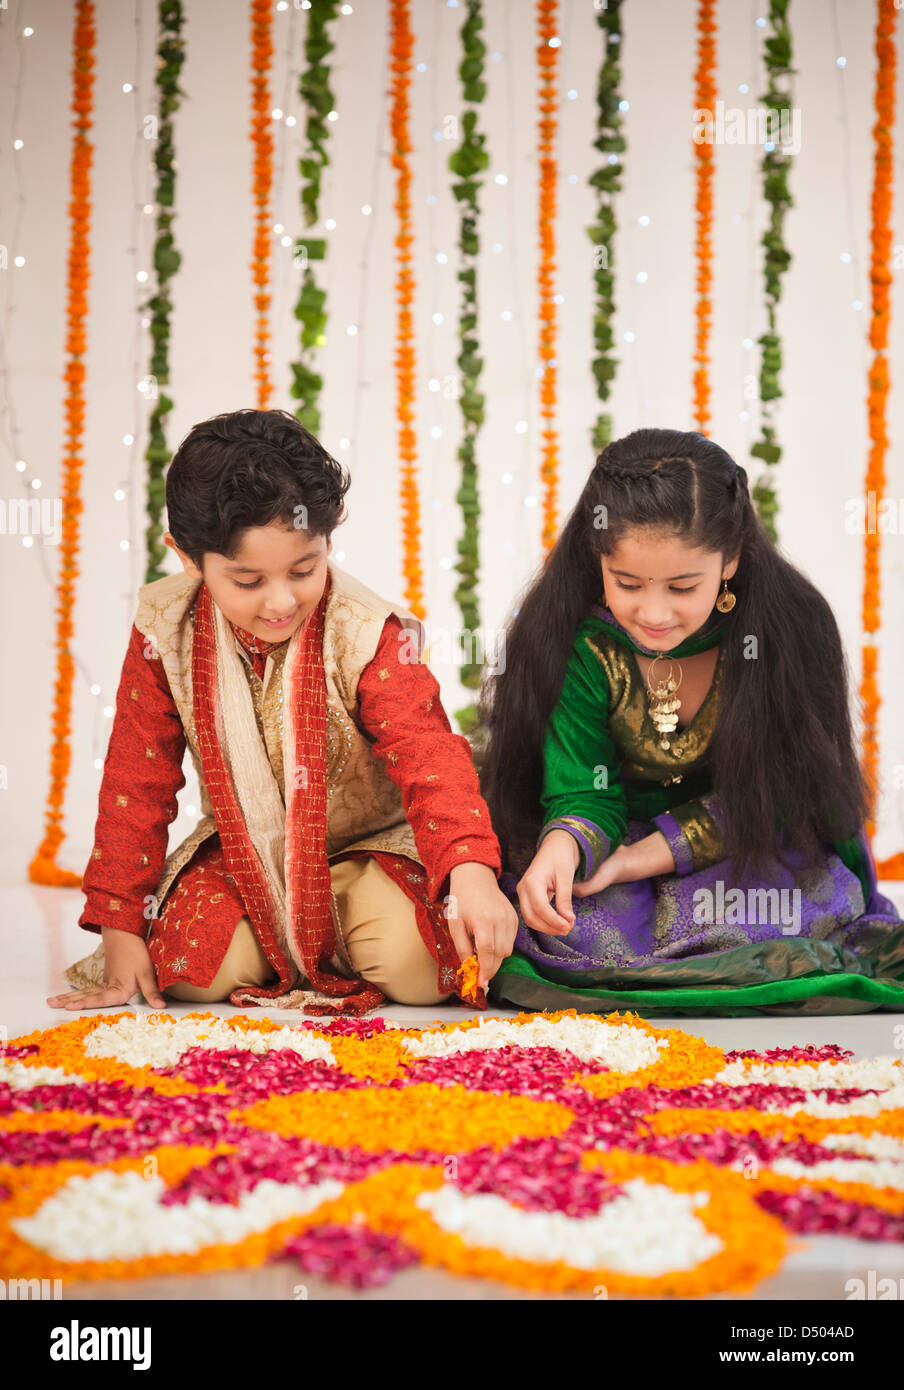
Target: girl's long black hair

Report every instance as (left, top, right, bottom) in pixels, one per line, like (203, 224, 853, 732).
(478, 427, 871, 881)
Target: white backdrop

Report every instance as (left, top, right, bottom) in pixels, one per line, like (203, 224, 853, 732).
(2, 0, 903, 885)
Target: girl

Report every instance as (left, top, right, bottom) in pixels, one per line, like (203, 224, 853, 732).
(479, 427, 904, 1017)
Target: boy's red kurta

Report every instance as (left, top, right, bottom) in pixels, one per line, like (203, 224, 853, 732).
(77, 579, 501, 1010)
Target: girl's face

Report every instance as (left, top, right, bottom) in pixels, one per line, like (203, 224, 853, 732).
(600, 530, 738, 648)
(164, 521, 331, 644)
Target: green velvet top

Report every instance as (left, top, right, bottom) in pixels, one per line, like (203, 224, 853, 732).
(537, 605, 870, 906)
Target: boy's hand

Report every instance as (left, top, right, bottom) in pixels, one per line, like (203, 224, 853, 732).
(446, 863, 519, 990)
(46, 926, 168, 1011)
(516, 828, 580, 935)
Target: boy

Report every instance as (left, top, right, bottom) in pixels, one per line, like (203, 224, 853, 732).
(49, 408, 518, 1016)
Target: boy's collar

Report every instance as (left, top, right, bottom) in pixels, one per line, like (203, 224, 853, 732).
(229, 620, 288, 658)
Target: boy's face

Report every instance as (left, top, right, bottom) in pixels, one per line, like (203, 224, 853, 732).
(164, 521, 331, 644)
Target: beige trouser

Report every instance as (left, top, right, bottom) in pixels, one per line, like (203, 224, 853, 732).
(163, 854, 454, 1006)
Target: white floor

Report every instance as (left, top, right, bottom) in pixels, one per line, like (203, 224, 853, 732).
(4, 876, 904, 1301)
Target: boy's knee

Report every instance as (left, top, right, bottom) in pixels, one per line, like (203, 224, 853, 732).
(349, 937, 453, 1006)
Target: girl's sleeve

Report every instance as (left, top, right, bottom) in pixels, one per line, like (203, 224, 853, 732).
(538, 623, 628, 880)
(356, 613, 502, 905)
(78, 622, 187, 937)
(650, 792, 727, 875)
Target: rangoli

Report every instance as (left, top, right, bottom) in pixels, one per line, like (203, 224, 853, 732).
(2, 1008, 903, 1296)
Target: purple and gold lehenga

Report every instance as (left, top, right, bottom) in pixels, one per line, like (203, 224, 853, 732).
(490, 605, 904, 1017)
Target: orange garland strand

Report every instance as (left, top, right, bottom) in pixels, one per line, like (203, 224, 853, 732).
(861, 0, 903, 877)
(250, 0, 274, 407)
(390, 0, 424, 618)
(692, 0, 716, 435)
(537, 0, 559, 551)
(28, 1, 95, 888)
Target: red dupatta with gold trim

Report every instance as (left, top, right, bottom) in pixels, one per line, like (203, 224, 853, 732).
(190, 572, 386, 1015)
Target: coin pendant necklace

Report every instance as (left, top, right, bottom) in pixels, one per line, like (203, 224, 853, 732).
(645, 654, 683, 751)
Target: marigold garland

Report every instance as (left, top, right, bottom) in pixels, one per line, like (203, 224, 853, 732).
(250, 0, 274, 407)
(692, 0, 716, 435)
(861, 0, 904, 878)
(28, 0, 96, 889)
(390, 0, 424, 618)
(537, 0, 559, 551)
(3, 1007, 904, 1295)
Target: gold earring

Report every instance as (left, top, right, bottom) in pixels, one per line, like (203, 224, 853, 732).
(715, 578, 736, 613)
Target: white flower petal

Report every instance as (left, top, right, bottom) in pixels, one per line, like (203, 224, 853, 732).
(402, 1016, 666, 1071)
(82, 1016, 336, 1071)
(416, 1179, 721, 1275)
(12, 1170, 344, 1263)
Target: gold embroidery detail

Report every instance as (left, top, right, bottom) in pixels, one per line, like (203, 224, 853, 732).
(116, 794, 128, 807)
(470, 807, 481, 816)
(91, 847, 102, 860)
(455, 843, 470, 853)
(378, 667, 390, 680)
(240, 640, 289, 805)
(425, 698, 433, 711)
(585, 633, 723, 781)
(425, 773, 438, 783)
(428, 819, 438, 831)
(140, 853, 149, 866)
(108, 898, 122, 911)
(130, 688, 139, 700)
(388, 751, 398, 766)
(145, 747, 156, 758)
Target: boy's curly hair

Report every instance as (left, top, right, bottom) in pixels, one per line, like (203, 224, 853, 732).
(165, 408, 350, 568)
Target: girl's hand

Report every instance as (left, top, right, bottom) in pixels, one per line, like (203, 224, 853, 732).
(571, 843, 638, 897)
(446, 863, 520, 990)
(572, 831, 675, 898)
(46, 927, 168, 1011)
(515, 829, 580, 935)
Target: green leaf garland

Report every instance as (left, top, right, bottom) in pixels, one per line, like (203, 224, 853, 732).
(143, 0, 185, 584)
(751, 0, 795, 543)
(587, 0, 624, 454)
(450, 0, 489, 735)
(290, 0, 340, 436)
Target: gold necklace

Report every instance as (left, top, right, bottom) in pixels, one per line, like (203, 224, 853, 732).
(645, 654, 683, 751)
